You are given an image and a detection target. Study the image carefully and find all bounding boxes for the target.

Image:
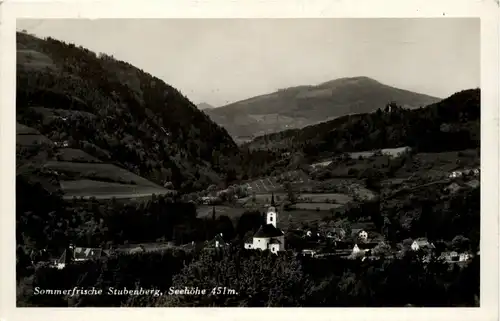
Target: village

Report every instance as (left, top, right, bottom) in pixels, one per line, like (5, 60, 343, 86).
(26, 144, 481, 272)
(36, 185, 477, 271)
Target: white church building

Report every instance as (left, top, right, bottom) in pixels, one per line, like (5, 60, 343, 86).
(244, 195, 286, 253)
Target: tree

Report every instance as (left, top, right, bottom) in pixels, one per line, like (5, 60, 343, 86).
(371, 242, 392, 257)
(236, 211, 264, 239)
(451, 235, 470, 252)
(283, 182, 296, 203)
(147, 249, 307, 307)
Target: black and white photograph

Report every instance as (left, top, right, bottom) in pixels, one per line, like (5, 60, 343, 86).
(1, 1, 498, 318)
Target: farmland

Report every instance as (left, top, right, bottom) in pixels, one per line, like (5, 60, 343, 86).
(43, 161, 159, 187)
(16, 134, 54, 147)
(349, 146, 411, 159)
(16, 122, 40, 135)
(289, 203, 344, 211)
(55, 148, 102, 163)
(298, 193, 352, 204)
(61, 180, 172, 200)
(243, 170, 311, 193)
(277, 209, 340, 230)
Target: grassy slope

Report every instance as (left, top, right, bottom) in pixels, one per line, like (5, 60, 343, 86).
(16, 123, 171, 200)
(205, 76, 440, 138)
(16, 32, 240, 193)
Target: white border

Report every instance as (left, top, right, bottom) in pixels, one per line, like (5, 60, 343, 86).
(1, 1, 498, 321)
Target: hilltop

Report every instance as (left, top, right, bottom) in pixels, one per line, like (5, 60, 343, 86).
(16, 32, 241, 194)
(205, 76, 440, 140)
(197, 102, 216, 110)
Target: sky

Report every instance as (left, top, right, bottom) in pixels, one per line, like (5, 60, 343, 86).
(17, 18, 480, 107)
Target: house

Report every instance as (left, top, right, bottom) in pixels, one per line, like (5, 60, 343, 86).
(305, 230, 321, 239)
(351, 229, 369, 241)
(302, 249, 317, 257)
(200, 196, 220, 205)
(213, 233, 228, 248)
(352, 242, 379, 256)
(244, 194, 286, 254)
(439, 251, 473, 263)
(53, 245, 107, 269)
(327, 228, 346, 240)
(449, 171, 463, 179)
(411, 238, 436, 251)
(445, 182, 462, 193)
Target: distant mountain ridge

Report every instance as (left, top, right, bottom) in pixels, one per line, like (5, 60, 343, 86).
(197, 102, 216, 110)
(205, 76, 441, 140)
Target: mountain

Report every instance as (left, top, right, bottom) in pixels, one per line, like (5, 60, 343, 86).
(204, 76, 441, 140)
(197, 102, 216, 110)
(16, 32, 240, 194)
(245, 89, 480, 156)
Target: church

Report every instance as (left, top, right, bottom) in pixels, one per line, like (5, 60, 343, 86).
(244, 194, 286, 253)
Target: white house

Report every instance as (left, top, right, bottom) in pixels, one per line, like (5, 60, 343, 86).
(302, 249, 316, 257)
(352, 229, 368, 241)
(411, 238, 435, 251)
(244, 199, 286, 254)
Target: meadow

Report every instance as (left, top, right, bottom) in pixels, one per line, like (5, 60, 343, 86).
(60, 179, 171, 200)
(43, 161, 159, 187)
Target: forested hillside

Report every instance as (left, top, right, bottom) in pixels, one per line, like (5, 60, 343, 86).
(246, 89, 480, 156)
(16, 32, 241, 192)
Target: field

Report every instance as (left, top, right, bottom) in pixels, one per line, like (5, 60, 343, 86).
(412, 150, 479, 172)
(17, 49, 58, 71)
(311, 160, 332, 168)
(16, 134, 54, 147)
(16, 122, 40, 135)
(278, 209, 340, 230)
(55, 148, 102, 163)
(43, 161, 159, 187)
(250, 193, 287, 204)
(349, 147, 410, 159)
(30, 106, 97, 121)
(298, 193, 352, 204)
(61, 180, 171, 200)
(289, 203, 344, 211)
(244, 170, 311, 193)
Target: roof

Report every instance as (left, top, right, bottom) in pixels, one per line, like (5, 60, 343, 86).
(413, 238, 435, 248)
(73, 247, 104, 260)
(254, 224, 284, 238)
(267, 206, 277, 213)
(269, 239, 282, 244)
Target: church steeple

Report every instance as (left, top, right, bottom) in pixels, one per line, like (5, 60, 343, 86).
(271, 192, 275, 206)
(212, 206, 216, 221)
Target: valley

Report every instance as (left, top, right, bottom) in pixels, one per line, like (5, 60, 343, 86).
(15, 29, 481, 308)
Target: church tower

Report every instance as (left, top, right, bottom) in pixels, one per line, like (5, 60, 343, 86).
(266, 207, 277, 227)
